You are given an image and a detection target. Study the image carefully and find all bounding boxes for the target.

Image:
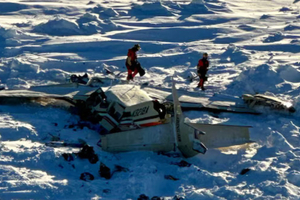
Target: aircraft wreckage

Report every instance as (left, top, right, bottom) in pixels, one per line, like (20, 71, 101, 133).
(0, 77, 295, 157)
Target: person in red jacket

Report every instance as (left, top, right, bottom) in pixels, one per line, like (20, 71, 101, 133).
(197, 53, 209, 90)
(126, 44, 141, 81)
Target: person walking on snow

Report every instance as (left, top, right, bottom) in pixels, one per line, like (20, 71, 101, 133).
(197, 52, 209, 90)
(126, 44, 143, 81)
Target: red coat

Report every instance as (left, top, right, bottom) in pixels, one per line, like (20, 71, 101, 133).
(197, 59, 209, 70)
(127, 49, 137, 62)
(126, 49, 138, 71)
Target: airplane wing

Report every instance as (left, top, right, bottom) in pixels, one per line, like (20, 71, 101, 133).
(143, 86, 260, 115)
(0, 83, 99, 105)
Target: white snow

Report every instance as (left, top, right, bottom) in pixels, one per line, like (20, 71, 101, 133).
(1, 0, 300, 199)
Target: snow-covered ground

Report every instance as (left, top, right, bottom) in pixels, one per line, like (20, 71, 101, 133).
(1, 0, 300, 199)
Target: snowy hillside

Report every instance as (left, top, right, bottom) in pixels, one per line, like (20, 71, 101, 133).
(1, 0, 300, 199)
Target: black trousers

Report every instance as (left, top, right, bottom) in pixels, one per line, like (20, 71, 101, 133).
(197, 70, 207, 87)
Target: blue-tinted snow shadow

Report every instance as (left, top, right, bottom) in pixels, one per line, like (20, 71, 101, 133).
(0, 2, 29, 14)
(177, 1, 214, 21)
(110, 27, 232, 43)
(127, 2, 175, 21)
(243, 44, 300, 53)
(5, 40, 176, 60)
(0, 37, 5, 56)
(38, 49, 202, 74)
(117, 16, 236, 28)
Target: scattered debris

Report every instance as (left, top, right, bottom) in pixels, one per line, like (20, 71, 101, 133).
(240, 168, 251, 175)
(62, 153, 74, 162)
(172, 160, 191, 167)
(99, 162, 111, 179)
(46, 141, 84, 148)
(158, 152, 182, 158)
(48, 133, 60, 141)
(173, 195, 185, 200)
(113, 165, 129, 173)
(138, 194, 150, 200)
(77, 144, 99, 164)
(80, 172, 95, 181)
(70, 73, 89, 85)
(151, 196, 162, 200)
(98, 163, 129, 180)
(164, 175, 179, 181)
(88, 154, 99, 164)
(103, 189, 111, 194)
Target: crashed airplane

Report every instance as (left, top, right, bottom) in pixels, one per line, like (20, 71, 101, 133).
(99, 82, 253, 157)
(0, 79, 255, 157)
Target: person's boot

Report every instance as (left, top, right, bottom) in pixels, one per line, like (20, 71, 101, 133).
(201, 86, 206, 91)
(126, 74, 133, 81)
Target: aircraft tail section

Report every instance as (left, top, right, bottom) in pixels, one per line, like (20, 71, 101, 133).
(187, 123, 253, 148)
(171, 80, 253, 157)
(172, 80, 207, 157)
